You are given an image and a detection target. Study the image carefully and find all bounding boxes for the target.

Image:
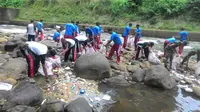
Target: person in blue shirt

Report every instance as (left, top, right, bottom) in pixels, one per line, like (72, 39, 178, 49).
(93, 22, 101, 50)
(134, 24, 142, 51)
(64, 23, 76, 39)
(52, 26, 61, 46)
(105, 29, 122, 63)
(179, 28, 188, 56)
(85, 27, 94, 47)
(122, 23, 132, 49)
(164, 37, 176, 56)
(36, 19, 44, 41)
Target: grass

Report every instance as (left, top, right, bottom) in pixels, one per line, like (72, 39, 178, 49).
(13, 0, 200, 32)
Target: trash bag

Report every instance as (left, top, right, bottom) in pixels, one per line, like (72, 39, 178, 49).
(127, 37, 135, 48)
(148, 51, 161, 65)
(47, 55, 61, 68)
(172, 54, 181, 70)
(195, 61, 200, 75)
(38, 61, 53, 76)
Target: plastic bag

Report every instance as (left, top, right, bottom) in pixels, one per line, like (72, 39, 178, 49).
(38, 61, 53, 76)
(148, 51, 161, 65)
(195, 61, 200, 75)
(47, 55, 61, 68)
(172, 54, 181, 70)
(127, 37, 135, 48)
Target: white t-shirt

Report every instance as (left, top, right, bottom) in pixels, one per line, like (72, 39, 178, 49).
(26, 42, 48, 55)
(65, 39, 75, 48)
(27, 23, 36, 35)
(75, 35, 88, 41)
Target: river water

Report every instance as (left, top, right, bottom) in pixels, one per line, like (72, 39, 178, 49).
(0, 25, 200, 112)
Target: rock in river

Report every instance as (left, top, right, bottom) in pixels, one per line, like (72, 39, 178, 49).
(2, 81, 43, 110)
(40, 99, 67, 112)
(103, 75, 131, 87)
(144, 65, 177, 89)
(193, 86, 200, 97)
(6, 105, 36, 112)
(65, 97, 93, 112)
(74, 52, 111, 80)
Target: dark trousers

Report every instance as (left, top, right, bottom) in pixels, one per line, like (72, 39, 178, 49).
(74, 38, 79, 53)
(64, 46, 76, 62)
(28, 35, 35, 41)
(135, 47, 150, 60)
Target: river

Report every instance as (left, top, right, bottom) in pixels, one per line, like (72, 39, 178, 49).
(0, 24, 200, 112)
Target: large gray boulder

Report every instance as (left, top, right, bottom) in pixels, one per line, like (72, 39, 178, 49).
(144, 65, 177, 89)
(40, 99, 67, 112)
(74, 52, 111, 80)
(6, 105, 36, 112)
(0, 58, 27, 79)
(2, 81, 43, 110)
(128, 65, 145, 82)
(64, 97, 93, 112)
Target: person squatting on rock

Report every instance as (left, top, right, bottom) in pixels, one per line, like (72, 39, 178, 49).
(134, 24, 142, 51)
(27, 19, 36, 41)
(75, 34, 88, 54)
(105, 29, 122, 63)
(163, 37, 176, 56)
(134, 41, 154, 60)
(164, 41, 183, 70)
(36, 19, 44, 41)
(93, 22, 101, 50)
(122, 23, 132, 49)
(19, 41, 50, 82)
(52, 26, 61, 46)
(179, 28, 189, 56)
(61, 38, 76, 62)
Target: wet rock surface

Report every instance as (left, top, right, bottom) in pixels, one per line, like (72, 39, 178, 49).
(40, 99, 67, 112)
(6, 105, 36, 112)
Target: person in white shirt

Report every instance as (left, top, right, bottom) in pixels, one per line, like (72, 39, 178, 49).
(19, 42, 49, 82)
(27, 20, 36, 41)
(60, 38, 76, 62)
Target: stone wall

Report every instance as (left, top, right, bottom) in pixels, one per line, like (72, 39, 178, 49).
(0, 7, 19, 21)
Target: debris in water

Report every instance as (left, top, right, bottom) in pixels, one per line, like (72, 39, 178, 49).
(103, 95, 111, 100)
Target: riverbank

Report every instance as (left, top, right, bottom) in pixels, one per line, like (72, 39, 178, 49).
(0, 25, 200, 112)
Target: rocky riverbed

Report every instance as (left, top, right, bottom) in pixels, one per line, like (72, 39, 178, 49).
(0, 24, 200, 112)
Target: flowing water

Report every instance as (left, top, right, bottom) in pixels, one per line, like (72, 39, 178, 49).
(0, 24, 200, 112)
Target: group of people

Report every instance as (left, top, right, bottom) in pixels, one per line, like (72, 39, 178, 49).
(23, 20, 189, 82)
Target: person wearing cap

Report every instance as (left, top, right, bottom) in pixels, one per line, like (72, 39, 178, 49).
(36, 19, 44, 41)
(164, 41, 181, 70)
(164, 37, 176, 56)
(179, 28, 189, 56)
(27, 20, 36, 41)
(60, 38, 76, 62)
(122, 23, 132, 49)
(105, 29, 122, 63)
(19, 41, 49, 82)
(134, 41, 154, 60)
(134, 24, 142, 51)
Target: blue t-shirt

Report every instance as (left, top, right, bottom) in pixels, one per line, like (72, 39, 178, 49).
(110, 32, 122, 45)
(122, 26, 131, 37)
(53, 31, 60, 41)
(86, 27, 93, 37)
(36, 22, 43, 31)
(167, 37, 176, 43)
(180, 31, 188, 41)
(135, 28, 142, 38)
(74, 24, 80, 34)
(65, 23, 76, 36)
(93, 26, 100, 37)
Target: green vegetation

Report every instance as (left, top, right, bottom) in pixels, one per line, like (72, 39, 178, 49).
(1, 0, 200, 32)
